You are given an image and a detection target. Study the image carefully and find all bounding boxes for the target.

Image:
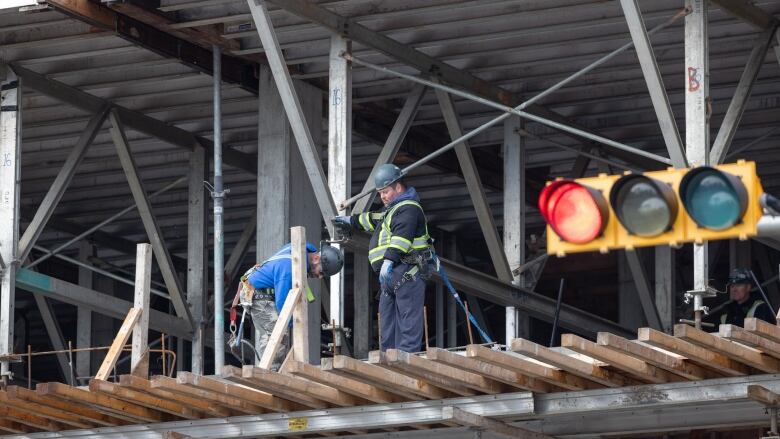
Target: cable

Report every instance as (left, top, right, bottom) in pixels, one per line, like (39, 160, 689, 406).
(436, 258, 493, 344)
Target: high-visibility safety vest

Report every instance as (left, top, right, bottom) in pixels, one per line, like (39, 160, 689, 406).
(358, 200, 431, 265)
(721, 299, 765, 324)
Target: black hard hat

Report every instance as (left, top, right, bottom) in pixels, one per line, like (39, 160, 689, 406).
(727, 268, 753, 286)
(374, 164, 403, 190)
(319, 245, 344, 277)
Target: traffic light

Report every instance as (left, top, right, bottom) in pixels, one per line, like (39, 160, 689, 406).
(541, 160, 764, 256)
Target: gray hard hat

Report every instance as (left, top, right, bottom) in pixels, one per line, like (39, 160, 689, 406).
(320, 245, 344, 277)
(374, 164, 403, 190)
(728, 268, 753, 286)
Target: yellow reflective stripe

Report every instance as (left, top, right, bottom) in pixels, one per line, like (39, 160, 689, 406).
(387, 243, 408, 252)
(747, 300, 765, 318)
(358, 213, 374, 231)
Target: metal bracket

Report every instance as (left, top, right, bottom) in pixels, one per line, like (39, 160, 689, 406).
(203, 181, 230, 199)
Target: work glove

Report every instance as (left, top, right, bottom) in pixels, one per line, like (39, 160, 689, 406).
(379, 260, 394, 285)
(333, 215, 353, 227)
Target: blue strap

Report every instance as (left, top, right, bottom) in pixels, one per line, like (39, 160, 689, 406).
(436, 258, 493, 344)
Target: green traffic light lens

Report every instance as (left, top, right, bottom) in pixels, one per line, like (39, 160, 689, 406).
(610, 175, 677, 238)
(680, 167, 748, 231)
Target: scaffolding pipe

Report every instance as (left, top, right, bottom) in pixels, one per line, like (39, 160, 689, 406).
(31, 245, 171, 300)
(339, 8, 687, 209)
(25, 176, 187, 270)
(213, 45, 226, 371)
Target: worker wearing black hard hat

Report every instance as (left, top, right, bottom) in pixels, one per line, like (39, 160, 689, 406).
(713, 268, 776, 326)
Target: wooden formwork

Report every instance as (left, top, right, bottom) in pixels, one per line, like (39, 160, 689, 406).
(2, 317, 780, 436)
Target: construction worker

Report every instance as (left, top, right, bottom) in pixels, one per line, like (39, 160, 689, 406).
(713, 268, 776, 326)
(230, 242, 344, 368)
(334, 164, 433, 352)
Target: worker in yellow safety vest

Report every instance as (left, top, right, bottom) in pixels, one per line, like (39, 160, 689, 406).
(713, 268, 776, 326)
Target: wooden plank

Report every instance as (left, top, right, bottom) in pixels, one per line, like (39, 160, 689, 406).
(37, 382, 165, 423)
(0, 419, 32, 434)
(674, 324, 780, 373)
(95, 307, 142, 381)
(747, 384, 780, 407)
(720, 324, 780, 360)
(242, 365, 366, 407)
(0, 391, 94, 429)
(597, 332, 719, 380)
(290, 226, 309, 363)
(6, 386, 125, 427)
(560, 334, 679, 384)
(176, 371, 297, 412)
(321, 357, 422, 400)
(329, 355, 454, 399)
(119, 375, 233, 418)
(257, 287, 301, 370)
(0, 406, 63, 431)
(89, 379, 201, 420)
(637, 327, 749, 376)
(384, 349, 506, 395)
(744, 317, 780, 344)
(368, 351, 477, 396)
(511, 338, 633, 387)
(286, 359, 405, 403)
(444, 406, 555, 439)
(426, 348, 554, 393)
(221, 366, 326, 409)
(150, 375, 268, 415)
(465, 344, 599, 391)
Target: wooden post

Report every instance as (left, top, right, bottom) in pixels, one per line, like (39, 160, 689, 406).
(290, 226, 310, 363)
(131, 243, 152, 377)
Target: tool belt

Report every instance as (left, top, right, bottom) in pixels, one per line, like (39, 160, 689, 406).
(383, 249, 436, 296)
(253, 288, 275, 301)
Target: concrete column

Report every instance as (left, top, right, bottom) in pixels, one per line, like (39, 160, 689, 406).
(187, 145, 208, 374)
(257, 65, 323, 365)
(327, 35, 351, 350)
(76, 241, 94, 382)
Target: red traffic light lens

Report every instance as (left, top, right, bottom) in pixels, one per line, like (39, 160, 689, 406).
(539, 180, 608, 244)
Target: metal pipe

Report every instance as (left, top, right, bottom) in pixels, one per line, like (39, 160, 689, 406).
(31, 244, 171, 299)
(749, 269, 776, 316)
(213, 45, 226, 371)
(338, 8, 687, 209)
(25, 176, 187, 270)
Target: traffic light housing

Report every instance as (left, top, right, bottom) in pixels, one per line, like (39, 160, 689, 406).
(542, 160, 764, 256)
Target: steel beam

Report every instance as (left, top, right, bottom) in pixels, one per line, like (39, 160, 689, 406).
(624, 251, 663, 330)
(710, 0, 778, 30)
(0, 65, 21, 381)
(328, 34, 352, 348)
(9, 64, 256, 175)
(353, 250, 370, 359)
(187, 146, 208, 375)
(32, 293, 72, 385)
(16, 107, 109, 263)
(16, 268, 192, 339)
(710, 25, 777, 164)
(353, 84, 426, 213)
(246, 0, 337, 229)
(108, 110, 194, 327)
(620, 0, 687, 168)
(436, 89, 513, 282)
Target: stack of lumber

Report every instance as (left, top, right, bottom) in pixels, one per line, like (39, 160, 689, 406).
(2, 318, 779, 435)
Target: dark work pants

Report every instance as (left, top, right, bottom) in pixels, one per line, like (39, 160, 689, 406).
(378, 263, 425, 352)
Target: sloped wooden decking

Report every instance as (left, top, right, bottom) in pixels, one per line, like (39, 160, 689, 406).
(1, 318, 779, 435)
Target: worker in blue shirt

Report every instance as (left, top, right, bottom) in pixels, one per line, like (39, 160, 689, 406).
(231, 242, 343, 368)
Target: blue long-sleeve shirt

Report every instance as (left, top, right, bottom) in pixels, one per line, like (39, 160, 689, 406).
(246, 242, 316, 313)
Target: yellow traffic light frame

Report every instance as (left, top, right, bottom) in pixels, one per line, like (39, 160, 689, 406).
(682, 160, 764, 244)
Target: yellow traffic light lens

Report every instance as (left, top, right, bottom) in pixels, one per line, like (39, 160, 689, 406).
(610, 175, 678, 237)
(539, 180, 608, 244)
(680, 167, 748, 230)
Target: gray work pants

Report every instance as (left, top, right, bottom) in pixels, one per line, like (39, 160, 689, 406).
(379, 263, 425, 352)
(250, 298, 289, 370)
